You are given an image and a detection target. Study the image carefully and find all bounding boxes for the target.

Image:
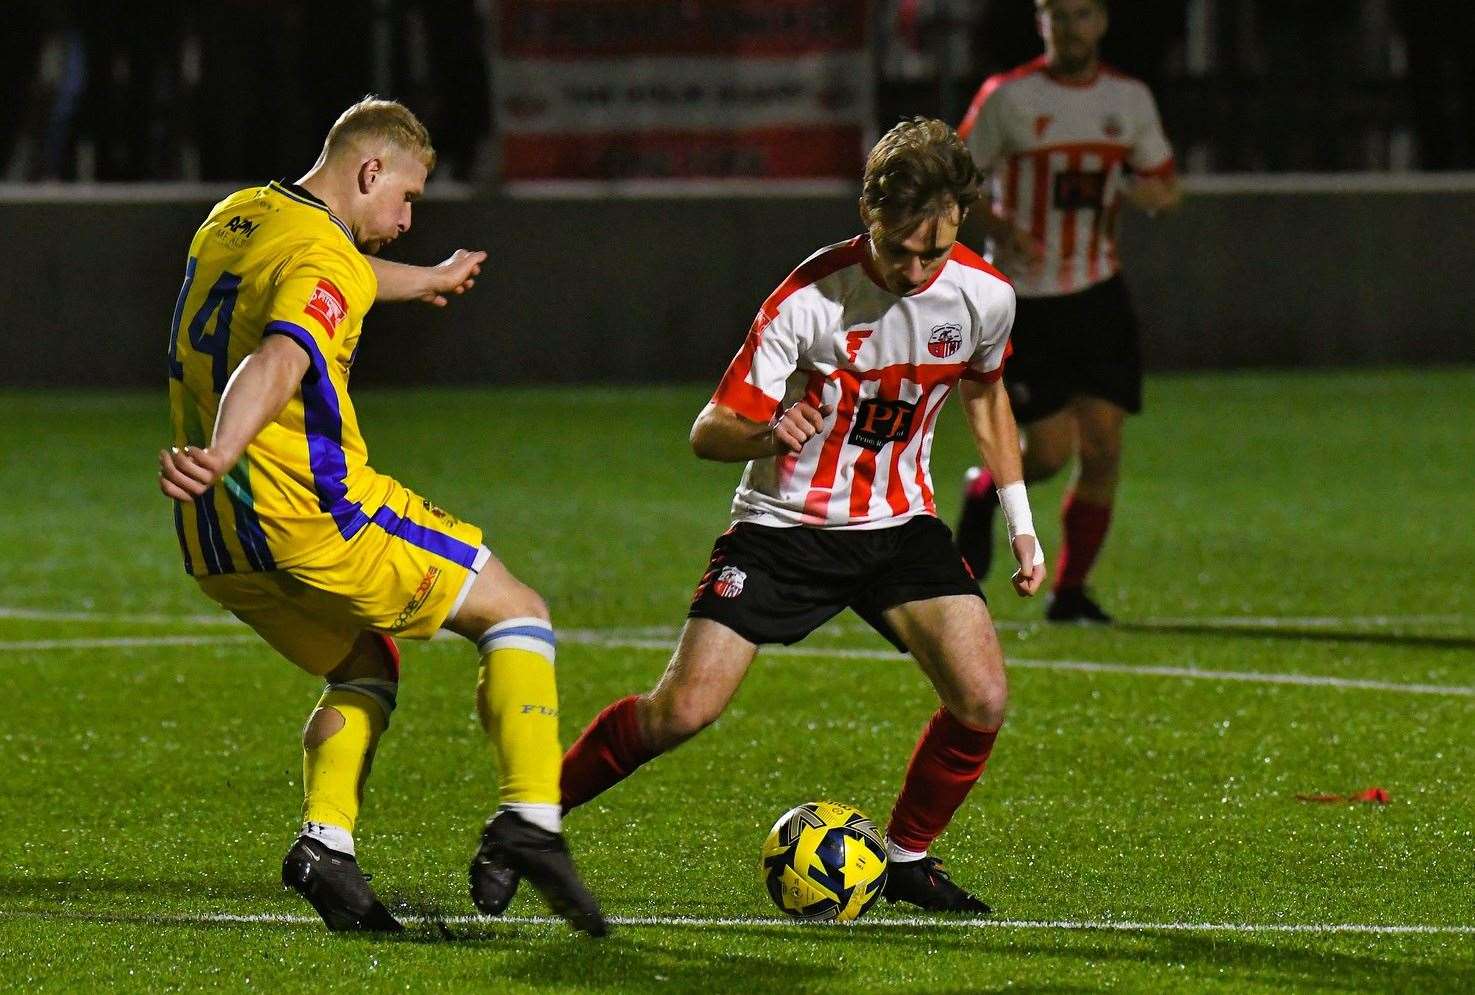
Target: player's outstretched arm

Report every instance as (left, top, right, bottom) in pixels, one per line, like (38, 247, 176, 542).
(157, 335, 309, 502)
(689, 400, 833, 463)
(959, 377, 1046, 597)
(367, 249, 486, 306)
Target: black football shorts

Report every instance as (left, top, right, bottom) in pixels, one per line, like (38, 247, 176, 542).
(1004, 274, 1143, 424)
(687, 515, 983, 652)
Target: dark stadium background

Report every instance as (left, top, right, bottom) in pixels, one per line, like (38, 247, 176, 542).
(1, 0, 1472, 388)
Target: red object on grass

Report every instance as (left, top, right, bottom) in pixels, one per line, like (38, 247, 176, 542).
(1294, 786, 1390, 804)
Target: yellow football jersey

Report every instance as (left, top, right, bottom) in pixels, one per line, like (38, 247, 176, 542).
(168, 181, 394, 576)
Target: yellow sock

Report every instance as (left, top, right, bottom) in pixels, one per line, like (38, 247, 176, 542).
(301, 681, 394, 836)
(475, 618, 561, 808)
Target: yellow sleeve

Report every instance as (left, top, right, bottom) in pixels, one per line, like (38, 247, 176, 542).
(263, 246, 362, 369)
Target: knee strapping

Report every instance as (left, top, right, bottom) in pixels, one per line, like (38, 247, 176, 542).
(325, 677, 398, 727)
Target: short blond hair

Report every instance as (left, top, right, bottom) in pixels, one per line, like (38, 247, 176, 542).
(322, 96, 436, 172)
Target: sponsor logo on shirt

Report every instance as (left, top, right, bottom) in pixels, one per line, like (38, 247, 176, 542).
(928, 323, 963, 358)
(713, 566, 747, 599)
(304, 279, 348, 338)
(1034, 114, 1053, 138)
(1103, 114, 1124, 138)
(849, 397, 918, 452)
(1053, 170, 1108, 210)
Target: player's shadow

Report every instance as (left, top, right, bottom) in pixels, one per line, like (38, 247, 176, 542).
(705, 923, 1471, 993)
(1116, 620, 1475, 652)
(393, 923, 834, 991)
(0, 874, 283, 902)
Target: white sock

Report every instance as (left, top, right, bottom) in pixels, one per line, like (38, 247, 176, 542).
(301, 821, 355, 857)
(500, 802, 562, 834)
(886, 838, 927, 863)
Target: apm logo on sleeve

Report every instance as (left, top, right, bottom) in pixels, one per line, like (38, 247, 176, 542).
(304, 279, 348, 338)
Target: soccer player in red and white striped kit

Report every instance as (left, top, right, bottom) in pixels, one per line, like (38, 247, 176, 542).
(955, 0, 1181, 622)
(474, 119, 1045, 915)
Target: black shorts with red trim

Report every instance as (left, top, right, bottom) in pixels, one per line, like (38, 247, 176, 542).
(1005, 274, 1142, 424)
(687, 515, 982, 652)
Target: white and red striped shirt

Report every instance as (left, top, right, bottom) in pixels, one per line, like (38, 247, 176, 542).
(959, 57, 1174, 298)
(712, 235, 1015, 530)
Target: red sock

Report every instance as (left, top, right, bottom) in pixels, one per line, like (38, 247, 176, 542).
(964, 466, 994, 501)
(886, 708, 1000, 854)
(559, 695, 658, 813)
(1055, 490, 1113, 591)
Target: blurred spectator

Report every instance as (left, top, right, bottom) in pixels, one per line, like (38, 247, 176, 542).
(5, 3, 87, 180)
(78, 0, 183, 180)
(1392, 1, 1475, 169)
(0, 2, 46, 177)
(394, 0, 492, 180)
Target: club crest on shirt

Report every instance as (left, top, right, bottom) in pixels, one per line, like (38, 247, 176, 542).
(1034, 114, 1052, 138)
(713, 566, 747, 599)
(304, 279, 348, 338)
(928, 323, 963, 358)
(1103, 114, 1125, 138)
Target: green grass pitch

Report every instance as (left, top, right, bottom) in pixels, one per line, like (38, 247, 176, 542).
(0, 368, 1471, 992)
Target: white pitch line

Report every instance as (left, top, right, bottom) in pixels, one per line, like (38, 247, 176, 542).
(0, 635, 259, 651)
(559, 633, 1475, 698)
(0, 606, 244, 627)
(1, 908, 1470, 935)
(3, 628, 1471, 699)
(1136, 614, 1471, 629)
(3, 605, 1469, 632)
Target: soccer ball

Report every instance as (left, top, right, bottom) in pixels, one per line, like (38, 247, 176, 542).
(760, 801, 889, 922)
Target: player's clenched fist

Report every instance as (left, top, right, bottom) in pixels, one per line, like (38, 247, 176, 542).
(157, 445, 231, 502)
(769, 401, 833, 454)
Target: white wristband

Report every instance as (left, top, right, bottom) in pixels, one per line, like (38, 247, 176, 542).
(996, 481, 1046, 566)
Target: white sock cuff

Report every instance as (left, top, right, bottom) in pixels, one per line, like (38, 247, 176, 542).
(885, 839, 928, 863)
(477, 617, 556, 663)
(301, 821, 355, 857)
(500, 802, 562, 834)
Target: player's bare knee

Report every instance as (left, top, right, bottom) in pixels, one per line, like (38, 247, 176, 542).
(303, 705, 346, 749)
(948, 688, 1007, 733)
(1022, 445, 1069, 482)
(1077, 438, 1121, 482)
(643, 688, 721, 750)
(326, 633, 399, 685)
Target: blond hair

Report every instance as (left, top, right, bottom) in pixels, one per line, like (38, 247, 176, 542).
(861, 118, 981, 242)
(322, 96, 436, 172)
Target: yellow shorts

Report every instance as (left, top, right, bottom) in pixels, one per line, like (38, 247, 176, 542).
(198, 482, 488, 676)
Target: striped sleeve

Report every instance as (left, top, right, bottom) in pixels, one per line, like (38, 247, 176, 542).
(711, 306, 800, 424)
(1128, 83, 1175, 177)
(964, 284, 1016, 384)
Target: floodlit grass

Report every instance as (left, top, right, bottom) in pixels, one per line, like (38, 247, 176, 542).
(1, 368, 1472, 992)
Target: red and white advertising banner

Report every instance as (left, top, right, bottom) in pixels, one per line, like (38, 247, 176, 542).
(496, 1, 874, 191)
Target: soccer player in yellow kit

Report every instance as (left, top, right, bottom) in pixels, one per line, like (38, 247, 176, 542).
(157, 98, 605, 936)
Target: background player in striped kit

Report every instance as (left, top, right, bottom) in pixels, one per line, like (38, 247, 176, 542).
(473, 119, 1046, 918)
(954, 0, 1181, 623)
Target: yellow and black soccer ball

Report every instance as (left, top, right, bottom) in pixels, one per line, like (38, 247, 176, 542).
(760, 801, 889, 922)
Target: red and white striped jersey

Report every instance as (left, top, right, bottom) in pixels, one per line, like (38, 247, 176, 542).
(712, 235, 1015, 530)
(958, 56, 1174, 298)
